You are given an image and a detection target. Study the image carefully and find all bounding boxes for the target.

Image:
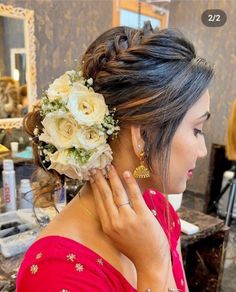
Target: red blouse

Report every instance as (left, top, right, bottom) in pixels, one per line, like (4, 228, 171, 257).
(16, 189, 186, 292)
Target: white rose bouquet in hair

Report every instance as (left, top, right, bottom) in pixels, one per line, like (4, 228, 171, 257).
(35, 70, 119, 181)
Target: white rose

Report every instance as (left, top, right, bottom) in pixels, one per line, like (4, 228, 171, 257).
(39, 111, 80, 149)
(47, 70, 76, 102)
(47, 144, 113, 181)
(66, 87, 108, 126)
(71, 82, 89, 94)
(76, 127, 107, 150)
(82, 144, 113, 172)
(47, 150, 83, 180)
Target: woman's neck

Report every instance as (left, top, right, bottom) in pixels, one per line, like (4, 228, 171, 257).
(75, 182, 101, 225)
(76, 176, 133, 226)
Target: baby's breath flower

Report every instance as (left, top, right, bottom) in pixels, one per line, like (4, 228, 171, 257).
(87, 78, 93, 86)
(33, 128, 39, 136)
(107, 130, 113, 135)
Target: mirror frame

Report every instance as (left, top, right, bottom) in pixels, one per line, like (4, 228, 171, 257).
(0, 4, 37, 129)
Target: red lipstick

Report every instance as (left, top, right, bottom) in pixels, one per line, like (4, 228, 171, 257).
(187, 170, 193, 178)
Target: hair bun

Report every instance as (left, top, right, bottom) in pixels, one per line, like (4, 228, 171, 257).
(142, 20, 154, 35)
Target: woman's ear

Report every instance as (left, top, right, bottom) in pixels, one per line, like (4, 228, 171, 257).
(130, 125, 145, 157)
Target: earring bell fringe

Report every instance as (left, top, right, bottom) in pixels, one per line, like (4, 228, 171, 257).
(133, 164, 150, 179)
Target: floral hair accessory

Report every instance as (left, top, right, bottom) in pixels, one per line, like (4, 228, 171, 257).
(34, 70, 120, 181)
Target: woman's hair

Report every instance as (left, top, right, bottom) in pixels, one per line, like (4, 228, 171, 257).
(82, 23, 214, 189)
(24, 22, 214, 201)
(19, 84, 27, 104)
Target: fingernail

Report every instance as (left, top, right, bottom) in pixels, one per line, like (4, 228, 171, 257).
(123, 171, 131, 179)
(90, 169, 97, 175)
(106, 164, 111, 172)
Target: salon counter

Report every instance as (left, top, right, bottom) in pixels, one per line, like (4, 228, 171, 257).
(0, 252, 24, 291)
(0, 208, 229, 291)
(0, 150, 33, 167)
(179, 207, 229, 292)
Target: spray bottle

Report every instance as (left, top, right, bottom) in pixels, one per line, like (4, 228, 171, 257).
(2, 159, 17, 212)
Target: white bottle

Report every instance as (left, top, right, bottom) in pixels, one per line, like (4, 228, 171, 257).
(19, 179, 33, 209)
(2, 159, 17, 212)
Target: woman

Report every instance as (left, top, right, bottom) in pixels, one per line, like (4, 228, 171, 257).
(16, 23, 214, 292)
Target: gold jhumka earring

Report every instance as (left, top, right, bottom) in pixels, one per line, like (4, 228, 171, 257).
(133, 150, 150, 179)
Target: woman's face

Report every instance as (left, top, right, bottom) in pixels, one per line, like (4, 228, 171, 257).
(153, 90, 210, 194)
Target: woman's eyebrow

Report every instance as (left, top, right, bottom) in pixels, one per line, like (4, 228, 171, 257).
(198, 111, 211, 121)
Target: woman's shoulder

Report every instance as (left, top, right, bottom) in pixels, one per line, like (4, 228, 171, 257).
(16, 236, 136, 292)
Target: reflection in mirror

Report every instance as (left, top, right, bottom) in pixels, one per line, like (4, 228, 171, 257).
(0, 4, 36, 129)
(10, 48, 27, 85)
(0, 16, 27, 118)
(113, 0, 168, 29)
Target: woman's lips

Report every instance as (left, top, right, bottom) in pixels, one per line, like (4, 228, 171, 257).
(187, 169, 194, 178)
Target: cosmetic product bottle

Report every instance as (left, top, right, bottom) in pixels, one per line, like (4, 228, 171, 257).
(2, 159, 17, 212)
(19, 179, 33, 209)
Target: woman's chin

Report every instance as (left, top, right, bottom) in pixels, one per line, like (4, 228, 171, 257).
(165, 184, 186, 195)
(148, 177, 186, 195)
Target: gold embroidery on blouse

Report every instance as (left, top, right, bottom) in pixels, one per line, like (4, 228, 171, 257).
(75, 263, 84, 272)
(36, 252, 43, 259)
(30, 264, 38, 274)
(96, 258, 104, 265)
(66, 253, 76, 262)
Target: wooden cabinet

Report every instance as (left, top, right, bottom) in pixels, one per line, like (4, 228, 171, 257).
(180, 207, 229, 292)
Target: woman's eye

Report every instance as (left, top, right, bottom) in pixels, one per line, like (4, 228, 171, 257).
(194, 128, 205, 137)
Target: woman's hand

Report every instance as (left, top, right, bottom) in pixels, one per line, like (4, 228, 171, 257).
(90, 165, 170, 271)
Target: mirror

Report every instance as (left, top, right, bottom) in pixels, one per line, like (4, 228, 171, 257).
(0, 4, 37, 129)
(113, 0, 168, 28)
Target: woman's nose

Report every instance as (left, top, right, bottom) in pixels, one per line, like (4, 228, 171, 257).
(198, 137, 208, 159)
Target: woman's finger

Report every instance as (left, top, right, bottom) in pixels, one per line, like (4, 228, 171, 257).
(92, 169, 119, 219)
(107, 165, 132, 212)
(122, 170, 148, 214)
(89, 179, 109, 225)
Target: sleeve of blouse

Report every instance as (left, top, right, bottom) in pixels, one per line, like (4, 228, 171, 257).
(16, 256, 113, 292)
